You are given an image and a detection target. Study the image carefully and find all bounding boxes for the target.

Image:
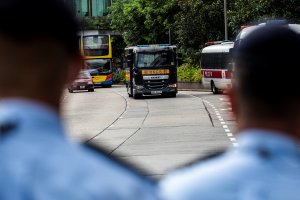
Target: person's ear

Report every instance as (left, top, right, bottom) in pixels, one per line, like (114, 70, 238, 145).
(66, 56, 83, 85)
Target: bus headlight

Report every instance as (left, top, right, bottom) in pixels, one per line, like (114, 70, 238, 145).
(169, 84, 177, 88)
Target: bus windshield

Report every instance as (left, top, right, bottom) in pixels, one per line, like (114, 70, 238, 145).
(83, 35, 109, 56)
(136, 51, 175, 68)
(84, 59, 111, 75)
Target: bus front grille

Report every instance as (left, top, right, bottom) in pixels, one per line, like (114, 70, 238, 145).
(144, 80, 167, 90)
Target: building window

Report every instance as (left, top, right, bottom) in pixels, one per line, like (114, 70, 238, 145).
(74, 0, 111, 17)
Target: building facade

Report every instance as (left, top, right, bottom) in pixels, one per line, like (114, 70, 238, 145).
(72, 0, 112, 17)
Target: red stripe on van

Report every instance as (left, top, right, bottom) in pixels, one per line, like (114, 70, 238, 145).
(202, 70, 222, 78)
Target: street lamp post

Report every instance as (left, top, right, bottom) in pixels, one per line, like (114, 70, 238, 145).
(224, 0, 228, 40)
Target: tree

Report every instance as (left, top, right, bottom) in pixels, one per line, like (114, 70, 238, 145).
(228, 0, 300, 34)
(175, 0, 225, 63)
(109, 0, 180, 45)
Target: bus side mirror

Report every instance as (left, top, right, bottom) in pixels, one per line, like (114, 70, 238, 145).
(126, 53, 134, 67)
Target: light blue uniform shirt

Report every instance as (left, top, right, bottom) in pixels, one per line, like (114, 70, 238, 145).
(159, 130, 300, 200)
(0, 99, 158, 200)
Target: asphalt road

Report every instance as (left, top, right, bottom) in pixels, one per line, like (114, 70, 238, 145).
(62, 86, 237, 178)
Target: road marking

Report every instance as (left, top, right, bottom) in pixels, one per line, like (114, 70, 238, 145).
(227, 133, 233, 137)
(204, 99, 239, 148)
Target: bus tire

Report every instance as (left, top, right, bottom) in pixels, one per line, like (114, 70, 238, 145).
(128, 86, 133, 97)
(133, 90, 141, 99)
(211, 82, 219, 94)
(168, 93, 177, 98)
(171, 93, 177, 98)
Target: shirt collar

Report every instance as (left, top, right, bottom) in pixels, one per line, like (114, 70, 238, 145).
(0, 99, 65, 138)
(237, 129, 300, 155)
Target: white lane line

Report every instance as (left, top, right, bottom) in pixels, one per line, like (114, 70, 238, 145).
(221, 108, 231, 111)
(227, 133, 233, 137)
(204, 99, 239, 148)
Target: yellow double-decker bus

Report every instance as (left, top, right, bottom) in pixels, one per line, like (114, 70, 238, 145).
(79, 34, 113, 87)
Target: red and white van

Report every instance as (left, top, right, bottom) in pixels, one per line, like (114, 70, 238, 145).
(201, 42, 234, 94)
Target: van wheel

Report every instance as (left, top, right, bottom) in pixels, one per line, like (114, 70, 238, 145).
(211, 82, 219, 94)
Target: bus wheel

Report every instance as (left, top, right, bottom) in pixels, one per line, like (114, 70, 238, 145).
(171, 93, 177, 98)
(133, 90, 141, 99)
(168, 93, 177, 98)
(128, 87, 133, 97)
(211, 82, 219, 94)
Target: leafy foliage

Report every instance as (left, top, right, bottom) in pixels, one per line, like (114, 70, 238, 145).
(175, 0, 225, 63)
(113, 70, 126, 84)
(228, 0, 300, 35)
(109, 0, 180, 45)
(79, 16, 111, 30)
(177, 64, 202, 82)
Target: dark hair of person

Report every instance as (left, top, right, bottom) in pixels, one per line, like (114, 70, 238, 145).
(233, 25, 300, 118)
(0, 0, 79, 57)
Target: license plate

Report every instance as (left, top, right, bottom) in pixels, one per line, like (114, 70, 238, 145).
(80, 86, 85, 89)
(151, 91, 162, 94)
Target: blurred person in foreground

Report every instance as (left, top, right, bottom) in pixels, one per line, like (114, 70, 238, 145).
(159, 23, 300, 200)
(0, 0, 157, 199)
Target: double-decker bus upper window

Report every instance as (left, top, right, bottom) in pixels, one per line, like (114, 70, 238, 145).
(84, 59, 111, 75)
(137, 51, 174, 68)
(83, 35, 109, 56)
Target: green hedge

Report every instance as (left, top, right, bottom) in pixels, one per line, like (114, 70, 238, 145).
(177, 64, 202, 82)
(113, 70, 126, 84)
